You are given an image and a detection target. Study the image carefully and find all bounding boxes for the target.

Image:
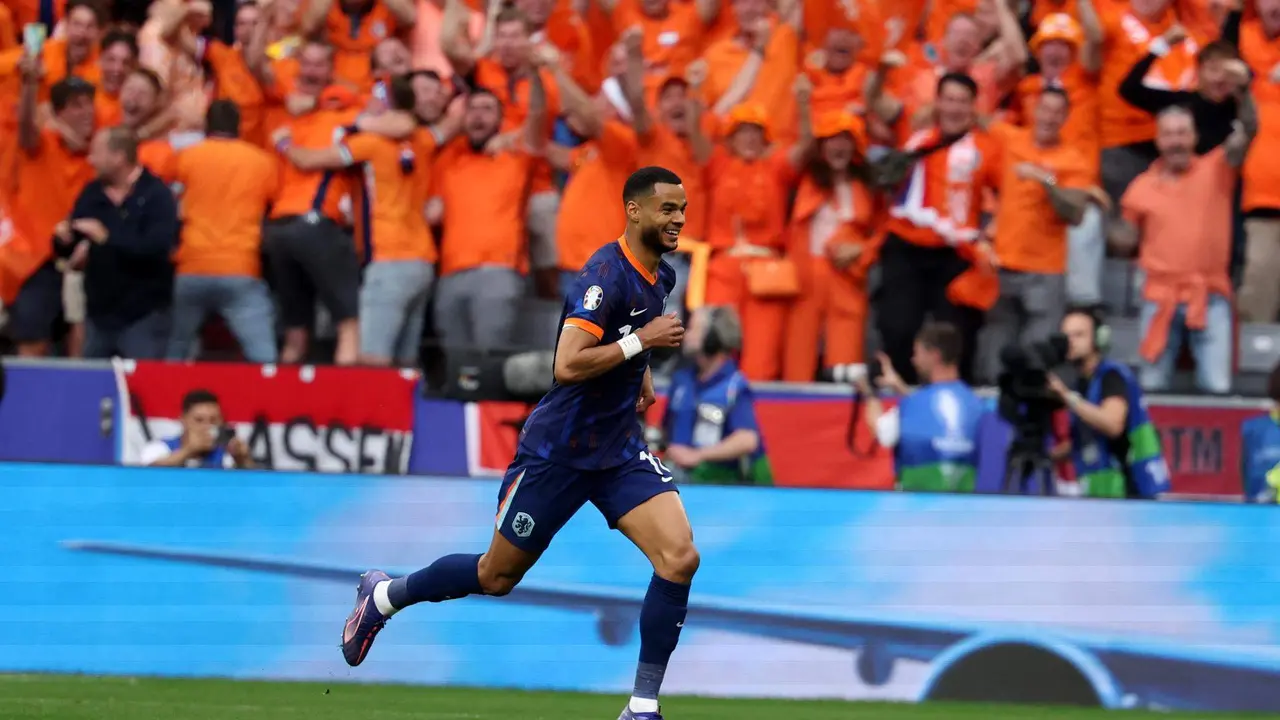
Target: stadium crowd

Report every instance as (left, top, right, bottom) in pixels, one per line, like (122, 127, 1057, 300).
(0, 0, 1276, 390)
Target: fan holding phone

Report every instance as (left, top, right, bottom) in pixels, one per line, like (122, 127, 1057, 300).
(137, 389, 255, 469)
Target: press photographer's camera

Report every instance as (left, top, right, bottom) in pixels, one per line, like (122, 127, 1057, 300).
(997, 334, 1070, 408)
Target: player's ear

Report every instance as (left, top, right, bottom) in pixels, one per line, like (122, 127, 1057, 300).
(625, 198, 641, 223)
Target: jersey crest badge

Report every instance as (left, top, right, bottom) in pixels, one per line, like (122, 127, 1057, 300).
(583, 285, 604, 311)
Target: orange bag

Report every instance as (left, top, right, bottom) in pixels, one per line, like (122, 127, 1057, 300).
(744, 257, 800, 299)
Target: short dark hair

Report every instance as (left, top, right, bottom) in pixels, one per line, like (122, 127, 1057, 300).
(1268, 361, 1280, 404)
(65, 0, 105, 26)
(917, 321, 964, 366)
(1040, 85, 1071, 110)
(50, 76, 96, 113)
(494, 7, 532, 32)
(206, 99, 241, 137)
(623, 166, 683, 205)
(467, 86, 502, 107)
(388, 74, 416, 112)
(408, 69, 443, 85)
(1064, 304, 1106, 332)
(1198, 39, 1240, 66)
(181, 389, 220, 414)
(100, 29, 138, 57)
(937, 72, 978, 100)
(102, 126, 139, 164)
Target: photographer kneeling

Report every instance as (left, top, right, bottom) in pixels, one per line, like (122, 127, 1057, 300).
(1047, 308, 1169, 499)
(139, 390, 254, 469)
(856, 322, 985, 493)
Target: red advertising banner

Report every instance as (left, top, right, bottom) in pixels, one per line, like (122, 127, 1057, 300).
(472, 392, 1264, 498)
(117, 361, 419, 473)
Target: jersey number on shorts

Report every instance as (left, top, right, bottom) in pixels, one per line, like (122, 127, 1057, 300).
(640, 450, 671, 477)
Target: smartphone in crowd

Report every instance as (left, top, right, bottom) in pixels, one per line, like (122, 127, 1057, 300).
(22, 23, 46, 58)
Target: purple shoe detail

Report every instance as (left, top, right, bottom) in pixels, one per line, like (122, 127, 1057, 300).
(341, 569, 391, 667)
(617, 705, 663, 720)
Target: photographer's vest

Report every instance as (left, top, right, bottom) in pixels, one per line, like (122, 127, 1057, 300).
(1069, 360, 1169, 499)
(894, 380, 984, 493)
(664, 360, 774, 486)
(163, 435, 229, 469)
(1241, 411, 1280, 503)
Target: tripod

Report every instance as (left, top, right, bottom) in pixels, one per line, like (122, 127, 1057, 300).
(1002, 437, 1058, 496)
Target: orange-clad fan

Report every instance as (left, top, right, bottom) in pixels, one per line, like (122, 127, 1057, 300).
(137, 0, 213, 133)
(702, 0, 800, 144)
(622, 30, 710, 244)
(599, 0, 711, 97)
(783, 110, 879, 382)
(168, 100, 281, 364)
(802, 0, 883, 62)
(115, 68, 177, 182)
(804, 24, 871, 118)
(95, 31, 137, 128)
(1237, 0, 1280, 322)
(413, 0, 484, 80)
(427, 85, 540, 351)
(198, 1, 270, 146)
(877, 72, 1001, 385)
(5, 0, 66, 33)
(280, 76, 436, 366)
(263, 40, 364, 366)
(981, 90, 1099, 380)
(1012, 12, 1102, 181)
(703, 76, 814, 381)
(518, 0, 599, 93)
(300, 0, 416, 92)
(1097, 0, 1201, 203)
(0, 70, 96, 357)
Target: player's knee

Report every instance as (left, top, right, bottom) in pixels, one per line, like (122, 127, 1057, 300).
(476, 555, 524, 597)
(654, 541, 700, 584)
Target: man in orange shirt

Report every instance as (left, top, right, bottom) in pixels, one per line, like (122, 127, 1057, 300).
(4, 67, 96, 357)
(1237, 0, 1280, 322)
(279, 76, 437, 367)
(299, 0, 416, 91)
(427, 82, 542, 351)
(982, 88, 1097, 382)
(519, 0, 598, 92)
(196, 1, 270, 146)
(115, 68, 177, 182)
(596, 0, 714, 96)
(167, 100, 280, 363)
(94, 30, 138, 128)
(1117, 102, 1256, 394)
(701, 0, 800, 144)
(876, 72, 1001, 385)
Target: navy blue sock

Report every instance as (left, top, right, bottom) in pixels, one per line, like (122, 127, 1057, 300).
(386, 553, 483, 609)
(633, 574, 691, 700)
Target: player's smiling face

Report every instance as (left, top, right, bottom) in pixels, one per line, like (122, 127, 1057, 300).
(638, 182, 687, 254)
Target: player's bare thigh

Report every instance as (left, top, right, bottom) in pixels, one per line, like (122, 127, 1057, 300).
(477, 529, 540, 596)
(617, 492, 700, 584)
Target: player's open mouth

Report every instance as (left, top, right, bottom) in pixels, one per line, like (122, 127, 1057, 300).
(664, 229, 680, 239)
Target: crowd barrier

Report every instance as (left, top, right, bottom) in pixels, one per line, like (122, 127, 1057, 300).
(4, 462, 1277, 710)
(0, 359, 1267, 498)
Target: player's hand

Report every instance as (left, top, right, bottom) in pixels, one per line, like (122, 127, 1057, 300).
(636, 312, 684, 349)
(636, 382, 657, 414)
(665, 444, 702, 468)
(71, 218, 109, 244)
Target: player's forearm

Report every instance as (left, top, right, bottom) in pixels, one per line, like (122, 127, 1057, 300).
(553, 343, 628, 385)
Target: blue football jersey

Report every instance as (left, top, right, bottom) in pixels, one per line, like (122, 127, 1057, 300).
(519, 239, 677, 470)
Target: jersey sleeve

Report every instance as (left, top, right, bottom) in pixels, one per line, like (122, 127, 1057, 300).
(562, 262, 620, 342)
(339, 133, 380, 165)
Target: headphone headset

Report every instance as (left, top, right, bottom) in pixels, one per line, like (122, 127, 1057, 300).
(1087, 308, 1111, 353)
(701, 306, 725, 356)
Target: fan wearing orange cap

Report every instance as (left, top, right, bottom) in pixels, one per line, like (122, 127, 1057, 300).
(875, 71, 1001, 385)
(1014, 11, 1102, 179)
(702, 75, 814, 381)
(781, 110, 879, 382)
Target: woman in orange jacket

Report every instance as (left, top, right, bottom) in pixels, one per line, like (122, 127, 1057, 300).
(782, 110, 880, 382)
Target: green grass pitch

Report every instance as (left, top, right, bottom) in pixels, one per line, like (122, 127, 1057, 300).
(0, 675, 1273, 720)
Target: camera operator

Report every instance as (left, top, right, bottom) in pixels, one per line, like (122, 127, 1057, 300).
(1047, 308, 1169, 499)
(138, 389, 254, 469)
(658, 306, 774, 486)
(855, 322, 985, 493)
(1240, 362, 1280, 503)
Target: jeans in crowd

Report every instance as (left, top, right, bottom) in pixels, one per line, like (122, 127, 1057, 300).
(1137, 292, 1233, 394)
(167, 275, 278, 363)
(85, 310, 171, 360)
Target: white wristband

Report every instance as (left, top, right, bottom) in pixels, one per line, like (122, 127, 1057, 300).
(1149, 38, 1171, 57)
(618, 333, 644, 360)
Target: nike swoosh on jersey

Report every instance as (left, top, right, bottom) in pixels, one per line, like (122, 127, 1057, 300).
(630, 308, 646, 316)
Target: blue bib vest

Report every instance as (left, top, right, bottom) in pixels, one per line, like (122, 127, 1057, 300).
(1069, 360, 1169, 499)
(164, 435, 228, 469)
(1241, 411, 1280, 503)
(664, 360, 773, 486)
(894, 380, 985, 493)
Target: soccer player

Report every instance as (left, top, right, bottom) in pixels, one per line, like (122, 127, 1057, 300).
(342, 166, 696, 720)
